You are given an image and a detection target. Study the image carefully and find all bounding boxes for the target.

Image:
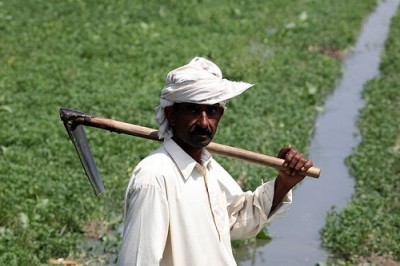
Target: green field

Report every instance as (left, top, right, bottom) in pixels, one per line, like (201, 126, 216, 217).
(1, 0, 398, 265)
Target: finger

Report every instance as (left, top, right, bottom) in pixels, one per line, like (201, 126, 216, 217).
(277, 144, 292, 159)
(285, 147, 297, 160)
(300, 160, 314, 171)
(288, 153, 302, 169)
(294, 157, 306, 172)
(283, 150, 293, 167)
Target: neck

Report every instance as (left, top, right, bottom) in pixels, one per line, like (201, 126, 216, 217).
(172, 138, 204, 164)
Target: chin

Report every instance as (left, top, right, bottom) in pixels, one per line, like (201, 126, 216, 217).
(200, 140, 212, 147)
(190, 137, 212, 148)
(198, 136, 213, 145)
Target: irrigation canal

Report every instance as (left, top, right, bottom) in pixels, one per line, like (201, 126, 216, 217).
(236, 0, 400, 265)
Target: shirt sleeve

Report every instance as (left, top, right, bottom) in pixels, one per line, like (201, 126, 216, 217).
(227, 179, 292, 240)
(117, 172, 169, 266)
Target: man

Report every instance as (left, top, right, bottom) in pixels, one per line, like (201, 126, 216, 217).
(118, 57, 313, 265)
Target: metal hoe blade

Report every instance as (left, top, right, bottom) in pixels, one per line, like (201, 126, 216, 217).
(65, 123, 105, 196)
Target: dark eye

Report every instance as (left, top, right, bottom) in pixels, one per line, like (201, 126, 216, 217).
(186, 104, 200, 114)
(207, 106, 221, 116)
(209, 108, 217, 114)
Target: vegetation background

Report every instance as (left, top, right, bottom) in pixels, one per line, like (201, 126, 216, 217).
(0, 0, 398, 265)
(321, 6, 400, 265)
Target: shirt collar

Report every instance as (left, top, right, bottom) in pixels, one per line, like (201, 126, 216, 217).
(163, 139, 212, 181)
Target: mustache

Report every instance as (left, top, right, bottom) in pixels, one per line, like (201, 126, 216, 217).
(190, 126, 212, 136)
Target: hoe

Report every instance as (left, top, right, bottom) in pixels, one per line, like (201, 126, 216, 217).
(60, 107, 320, 196)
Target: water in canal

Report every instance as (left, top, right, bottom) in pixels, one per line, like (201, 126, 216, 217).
(236, 0, 400, 265)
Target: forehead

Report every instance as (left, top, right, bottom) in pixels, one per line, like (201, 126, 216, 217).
(176, 102, 222, 108)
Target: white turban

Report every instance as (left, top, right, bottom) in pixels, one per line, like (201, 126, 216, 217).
(155, 57, 254, 139)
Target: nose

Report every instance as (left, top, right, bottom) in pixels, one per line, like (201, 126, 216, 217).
(197, 111, 210, 128)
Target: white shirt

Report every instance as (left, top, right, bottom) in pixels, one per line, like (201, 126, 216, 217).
(118, 139, 292, 266)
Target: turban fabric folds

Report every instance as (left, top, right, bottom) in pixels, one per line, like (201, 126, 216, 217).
(155, 57, 254, 139)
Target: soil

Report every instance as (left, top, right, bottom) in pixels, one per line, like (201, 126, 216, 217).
(355, 255, 400, 266)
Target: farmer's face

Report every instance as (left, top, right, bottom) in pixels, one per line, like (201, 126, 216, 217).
(166, 102, 224, 149)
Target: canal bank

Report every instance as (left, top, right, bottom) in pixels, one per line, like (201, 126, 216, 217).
(236, 0, 400, 265)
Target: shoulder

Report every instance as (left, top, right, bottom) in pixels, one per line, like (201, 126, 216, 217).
(210, 158, 243, 194)
(138, 146, 172, 172)
(210, 158, 229, 174)
(128, 146, 175, 190)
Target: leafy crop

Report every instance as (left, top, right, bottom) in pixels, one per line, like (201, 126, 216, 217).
(0, 0, 380, 264)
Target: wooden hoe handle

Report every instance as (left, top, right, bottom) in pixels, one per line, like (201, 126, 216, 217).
(60, 108, 320, 178)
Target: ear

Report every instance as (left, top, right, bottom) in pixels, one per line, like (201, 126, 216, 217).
(164, 106, 176, 127)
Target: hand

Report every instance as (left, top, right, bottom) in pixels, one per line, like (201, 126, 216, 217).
(269, 145, 313, 216)
(276, 144, 313, 188)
